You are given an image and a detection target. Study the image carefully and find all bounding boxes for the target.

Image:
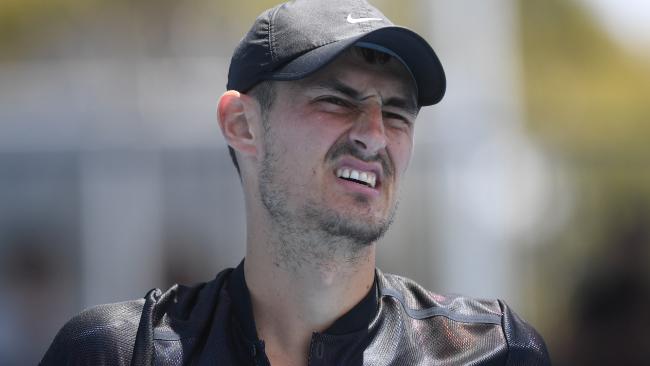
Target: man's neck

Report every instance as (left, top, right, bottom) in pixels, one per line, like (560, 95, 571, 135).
(243, 237, 376, 365)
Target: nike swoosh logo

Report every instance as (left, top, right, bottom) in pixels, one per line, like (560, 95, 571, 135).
(346, 14, 383, 24)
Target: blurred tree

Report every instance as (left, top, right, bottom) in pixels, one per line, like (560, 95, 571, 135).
(0, 0, 421, 61)
(519, 0, 650, 364)
(521, 0, 650, 156)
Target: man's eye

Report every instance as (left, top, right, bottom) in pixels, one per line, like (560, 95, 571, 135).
(319, 96, 350, 107)
(383, 112, 410, 126)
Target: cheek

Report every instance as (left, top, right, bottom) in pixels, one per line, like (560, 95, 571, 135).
(294, 121, 344, 157)
(268, 123, 334, 179)
(388, 134, 414, 175)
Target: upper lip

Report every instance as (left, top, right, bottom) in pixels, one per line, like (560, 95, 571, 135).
(334, 157, 383, 186)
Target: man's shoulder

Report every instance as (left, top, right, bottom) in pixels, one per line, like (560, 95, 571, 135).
(40, 299, 146, 365)
(41, 268, 233, 365)
(376, 270, 551, 365)
(378, 270, 504, 322)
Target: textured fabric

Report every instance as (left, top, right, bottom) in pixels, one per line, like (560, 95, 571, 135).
(39, 299, 144, 365)
(41, 267, 551, 365)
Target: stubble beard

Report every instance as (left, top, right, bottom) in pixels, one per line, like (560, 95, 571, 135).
(258, 131, 398, 271)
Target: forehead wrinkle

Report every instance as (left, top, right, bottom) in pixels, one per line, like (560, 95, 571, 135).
(310, 77, 418, 115)
(311, 78, 362, 100)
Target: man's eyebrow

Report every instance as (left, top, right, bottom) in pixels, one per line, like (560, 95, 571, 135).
(383, 96, 419, 116)
(312, 79, 418, 116)
(313, 79, 362, 100)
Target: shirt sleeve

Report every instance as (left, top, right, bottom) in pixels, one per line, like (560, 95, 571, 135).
(499, 300, 552, 366)
(39, 300, 144, 366)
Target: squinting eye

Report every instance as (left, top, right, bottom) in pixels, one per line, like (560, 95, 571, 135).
(319, 96, 351, 107)
(384, 112, 410, 126)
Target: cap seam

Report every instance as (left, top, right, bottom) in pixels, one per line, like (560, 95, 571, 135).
(268, 6, 281, 62)
(358, 2, 372, 32)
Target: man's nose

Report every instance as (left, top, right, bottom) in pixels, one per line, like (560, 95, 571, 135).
(348, 105, 387, 156)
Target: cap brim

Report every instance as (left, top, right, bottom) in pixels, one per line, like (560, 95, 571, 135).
(263, 26, 446, 106)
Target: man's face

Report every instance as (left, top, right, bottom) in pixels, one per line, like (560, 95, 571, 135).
(257, 49, 418, 246)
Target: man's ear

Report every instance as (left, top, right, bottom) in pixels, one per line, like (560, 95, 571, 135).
(217, 90, 260, 159)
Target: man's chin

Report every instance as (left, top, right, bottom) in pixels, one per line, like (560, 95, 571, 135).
(306, 206, 394, 246)
(324, 222, 389, 246)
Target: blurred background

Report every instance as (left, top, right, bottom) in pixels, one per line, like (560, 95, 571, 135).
(1, 0, 649, 364)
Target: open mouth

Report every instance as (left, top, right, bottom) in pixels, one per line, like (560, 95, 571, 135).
(336, 167, 377, 188)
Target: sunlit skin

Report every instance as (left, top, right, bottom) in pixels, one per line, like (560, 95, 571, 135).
(256, 58, 418, 235)
(217, 50, 418, 366)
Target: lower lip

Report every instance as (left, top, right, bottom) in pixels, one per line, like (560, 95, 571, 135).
(336, 177, 381, 197)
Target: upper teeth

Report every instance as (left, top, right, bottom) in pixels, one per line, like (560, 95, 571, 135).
(336, 167, 377, 188)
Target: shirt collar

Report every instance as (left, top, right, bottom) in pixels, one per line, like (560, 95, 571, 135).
(226, 258, 378, 341)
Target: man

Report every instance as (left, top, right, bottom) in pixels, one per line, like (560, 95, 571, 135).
(42, 0, 551, 365)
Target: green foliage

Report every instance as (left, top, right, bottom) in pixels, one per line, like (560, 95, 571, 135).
(0, 0, 422, 61)
(519, 0, 650, 157)
(519, 0, 650, 358)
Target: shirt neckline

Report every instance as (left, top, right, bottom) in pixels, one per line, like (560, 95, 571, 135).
(226, 258, 379, 342)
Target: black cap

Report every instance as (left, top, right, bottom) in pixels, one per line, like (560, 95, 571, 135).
(227, 0, 446, 106)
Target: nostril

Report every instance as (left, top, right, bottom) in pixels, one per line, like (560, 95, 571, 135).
(353, 138, 367, 149)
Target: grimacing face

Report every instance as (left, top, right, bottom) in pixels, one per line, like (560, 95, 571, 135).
(257, 50, 418, 248)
